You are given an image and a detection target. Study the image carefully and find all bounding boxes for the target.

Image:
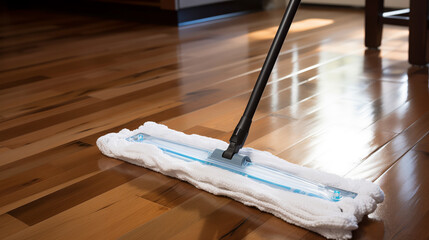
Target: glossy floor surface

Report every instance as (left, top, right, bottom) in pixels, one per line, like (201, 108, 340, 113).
(0, 5, 428, 240)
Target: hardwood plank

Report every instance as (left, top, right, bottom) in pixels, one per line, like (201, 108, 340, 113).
(353, 150, 429, 240)
(4, 172, 172, 240)
(0, 75, 49, 90)
(0, 94, 176, 147)
(183, 125, 228, 140)
(0, 89, 60, 112)
(372, 97, 429, 134)
(0, 99, 180, 166)
(119, 192, 231, 240)
(0, 20, 143, 70)
(8, 163, 148, 225)
(0, 141, 92, 181)
(278, 126, 397, 173)
(0, 214, 28, 239)
(243, 216, 318, 240)
(345, 112, 429, 181)
(168, 200, 271, 240)
(0, 97, 100, 131)
(0, 148, 121, 214)
(0, 163, 61, 197)
(140, 178, 201, 209)
(0, 168, 102, 216)
(414, 133, 429, 153)
(0, 74, 177, 139)
(0, 146, 9, 154)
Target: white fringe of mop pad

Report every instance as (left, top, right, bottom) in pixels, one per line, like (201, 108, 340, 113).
(97, 122, 384, 239)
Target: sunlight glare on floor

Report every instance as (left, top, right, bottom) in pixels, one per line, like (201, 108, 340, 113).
(249, 18, 334, 40)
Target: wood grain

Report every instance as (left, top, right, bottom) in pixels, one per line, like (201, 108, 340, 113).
(0, 214, 27, 239)
(0, 4, 428, 240)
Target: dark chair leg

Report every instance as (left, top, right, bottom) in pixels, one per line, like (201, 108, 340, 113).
(365, 0, 384, 48)
(409, 0, 429, 65)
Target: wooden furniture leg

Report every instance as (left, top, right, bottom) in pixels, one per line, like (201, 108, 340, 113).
(409, 0, 429, 65)
(365, 0, 384, 48)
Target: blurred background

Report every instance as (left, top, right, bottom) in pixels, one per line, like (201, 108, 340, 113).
(1, 0, 408, 26)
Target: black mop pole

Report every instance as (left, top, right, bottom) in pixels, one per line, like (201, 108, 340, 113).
(223, 0, 302, 159)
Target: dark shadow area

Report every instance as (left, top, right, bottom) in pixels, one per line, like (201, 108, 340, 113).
(123, 164, 273, 239)
(1, 0, 263, 26)
(352, 215, 385, 239)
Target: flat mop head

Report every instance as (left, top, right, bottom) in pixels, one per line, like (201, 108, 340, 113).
(127, 133, 357, 202)
(97, 122, 384, 240)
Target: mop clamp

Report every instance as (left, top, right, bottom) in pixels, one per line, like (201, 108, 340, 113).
(211, 149, 251, 168)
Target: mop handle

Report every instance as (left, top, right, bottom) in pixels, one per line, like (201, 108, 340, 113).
(223, 0, 301, 159)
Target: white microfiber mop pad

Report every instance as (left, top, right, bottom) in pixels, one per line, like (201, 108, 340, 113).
(97, 122, 384, 239)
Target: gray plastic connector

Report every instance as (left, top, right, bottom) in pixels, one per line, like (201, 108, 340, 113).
(209, 149, 251, 168)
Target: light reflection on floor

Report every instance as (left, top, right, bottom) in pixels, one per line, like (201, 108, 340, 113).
(249, 18, 334, 40)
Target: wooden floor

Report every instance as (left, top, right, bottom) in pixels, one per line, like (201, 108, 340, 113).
(0, 5, 428, 240)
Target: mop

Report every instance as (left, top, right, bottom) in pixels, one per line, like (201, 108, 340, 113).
(97, 0, 384, 239)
